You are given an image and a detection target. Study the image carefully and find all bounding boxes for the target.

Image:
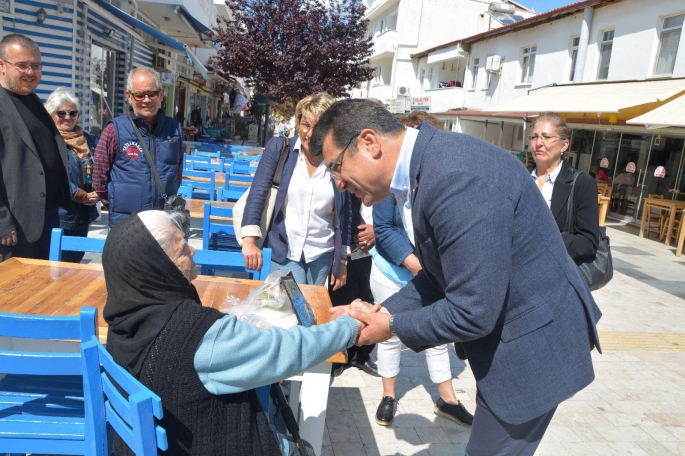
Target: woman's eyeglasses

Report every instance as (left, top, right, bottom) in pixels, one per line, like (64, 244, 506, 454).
(130, 90, 161, 101)
(299, 122, 313, 135)
(528, 134, 564, 144)
(56, 110, 79, 119)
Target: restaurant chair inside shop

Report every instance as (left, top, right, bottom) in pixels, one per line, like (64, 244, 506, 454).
(81, 336, 168, 456)
(0, 307, 98, 455)
(195, 150, 222, 159)
(597, 182, 613, 199)
(646, 194, 667, 239)
(230, 145, 248, 153)
(193, 247, 272, 280)
(181, 170, 216, 201)
(49, 229, 106, 262)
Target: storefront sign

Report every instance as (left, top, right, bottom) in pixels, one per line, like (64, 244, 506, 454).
(654, 166, 666, 178)
(626, 162, 636, 173)
(411, 96, 431, 112)
(388, 98, 405, 114)
(600, 158, 609, 169)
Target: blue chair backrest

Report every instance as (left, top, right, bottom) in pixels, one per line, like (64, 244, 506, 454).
(184, 154, 210, 170)
(232, 164, 258, 175)
(49, 228, 106, 262)
(0, 307, 97, 375)
(234, 154, 259, 162)
(193, 248, 271, 280)
(217, 185, 248, 202)
(195, 150, 221, 159)
(230, 145, 247, 153)
(81, 336, 168, 456)
(202, 202, 235, 247)
(181, 170, 216, 201)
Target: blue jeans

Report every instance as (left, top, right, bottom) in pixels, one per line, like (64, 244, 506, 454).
(271, 251, 333, 286)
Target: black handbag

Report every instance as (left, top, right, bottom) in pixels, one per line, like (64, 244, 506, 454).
(128, 113, 190, 237)
(565, 170, 613, 291)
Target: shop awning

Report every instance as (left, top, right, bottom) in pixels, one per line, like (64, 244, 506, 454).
(627, 94, 685, 128)
(175, 6, 212, 41)
(91, 0, 209, 80)
(486, 79, 685, 114)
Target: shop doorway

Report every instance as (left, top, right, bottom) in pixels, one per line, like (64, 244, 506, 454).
(175, 85, 186, 126)
(90, 43, 118, 137)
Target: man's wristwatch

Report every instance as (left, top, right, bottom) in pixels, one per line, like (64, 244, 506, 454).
(389, 315, 396, 337)
(340, 256, 348, 266)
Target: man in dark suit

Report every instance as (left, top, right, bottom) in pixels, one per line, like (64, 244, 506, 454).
(0, 34, 74, 261)
(310, 99, 602, 454)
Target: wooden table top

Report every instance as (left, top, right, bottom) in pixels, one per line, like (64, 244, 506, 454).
(183, 172, 252, 186)
(643, 198, 685, 209)
(185, 199, 235, 220)
(0, 258, 346, 363)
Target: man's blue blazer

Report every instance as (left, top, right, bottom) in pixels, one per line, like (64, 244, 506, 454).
(385, 122, 602, 425)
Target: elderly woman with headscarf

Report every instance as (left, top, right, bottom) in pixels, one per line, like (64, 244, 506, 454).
(45, 88, 99, 262)
(102, 210, 361, 456)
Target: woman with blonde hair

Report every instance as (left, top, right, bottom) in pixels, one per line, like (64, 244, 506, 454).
(241, 93, 351, 287)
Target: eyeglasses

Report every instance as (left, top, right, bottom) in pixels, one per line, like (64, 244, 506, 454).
(56, 110, 79, 119)
(1, 60, 42, 73)
(527, 134, 564, 144)
(299, 121, 314, 135)
(129, 90, 161, 101)
(327, 133, 359, 181)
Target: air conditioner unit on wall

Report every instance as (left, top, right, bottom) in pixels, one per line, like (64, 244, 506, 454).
(397, 86, 411, 97)
(485, 55, 502, 73)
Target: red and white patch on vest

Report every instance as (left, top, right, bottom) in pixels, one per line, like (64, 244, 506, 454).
(124, 141, 142, 160)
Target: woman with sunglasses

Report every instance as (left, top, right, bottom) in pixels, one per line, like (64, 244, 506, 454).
(45, 88, 100, 262)
(528, 112, 599, 262)
(241, 93, 352, 289)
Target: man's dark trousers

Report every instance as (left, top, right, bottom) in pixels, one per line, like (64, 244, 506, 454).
(0, 209, 59, 261)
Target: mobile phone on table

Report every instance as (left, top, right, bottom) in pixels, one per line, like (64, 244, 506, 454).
(280, 272, 317, 327)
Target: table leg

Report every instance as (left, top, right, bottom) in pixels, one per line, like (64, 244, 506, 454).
(665, 209, 676, 247)
(296, 362, 331, 456)
(639, 200, 649, 238)
(677, 215, 685, 257)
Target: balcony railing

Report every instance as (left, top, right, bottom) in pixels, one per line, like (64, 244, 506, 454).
(370, 30, 398, 60)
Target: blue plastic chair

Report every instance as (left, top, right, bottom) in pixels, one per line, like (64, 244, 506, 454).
(231, 163, 258, 175)
(0, 307, 98, 455)
(194, 248, 271, 280)
(49, 229, 106, 262)
(181, 170, 216, 201)
(202, 202, 239, 257)
(195, 150, 221, 159)
(81, 336, 167, 456)
(184, 154, 210, 170)
(217, 186, 249, 202)
(230, 145, 247, 153)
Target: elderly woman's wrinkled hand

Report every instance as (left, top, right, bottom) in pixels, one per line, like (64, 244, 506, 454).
(328, 300, 383, 322)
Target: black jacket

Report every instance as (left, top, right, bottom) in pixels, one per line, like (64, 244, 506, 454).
(530, 160, 600, 262)
(0, 87, 75, 243)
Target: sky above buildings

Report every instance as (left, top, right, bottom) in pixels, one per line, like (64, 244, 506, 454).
(523, 0, 576, 13)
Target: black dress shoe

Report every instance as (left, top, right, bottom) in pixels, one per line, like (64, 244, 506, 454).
(375, 396, 398, 426)
(331, 363, 346, 377)
(434, 397, 473, 428)
(349, 360, 381, 377)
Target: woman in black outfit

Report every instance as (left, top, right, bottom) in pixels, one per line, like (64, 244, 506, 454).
(528, 112, 600, 262)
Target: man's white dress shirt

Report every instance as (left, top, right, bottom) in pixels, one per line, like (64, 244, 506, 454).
(389, 127, 419, 247)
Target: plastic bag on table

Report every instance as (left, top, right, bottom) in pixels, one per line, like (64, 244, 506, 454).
(220, 270, 299, 329)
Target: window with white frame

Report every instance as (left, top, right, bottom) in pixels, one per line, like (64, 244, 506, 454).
(471, 58, 479, 89)
(520, 46, 536, 84)
(569, 37, 580, 81)
(420, 68, 426, 88)
(428, 66, 434, 89)
(654, 14, 684, 75)
(374, 66, 382, 84)
(597, 30, 614, 80)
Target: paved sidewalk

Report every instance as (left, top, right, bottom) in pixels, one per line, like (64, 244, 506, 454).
(322, 224, 685, 456)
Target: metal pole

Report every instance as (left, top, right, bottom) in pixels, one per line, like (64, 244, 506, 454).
(588, 129, 598, 168)
(635, 134, 655, 220)
(672, 140, 685, 200)
(612, 132, 623, 182)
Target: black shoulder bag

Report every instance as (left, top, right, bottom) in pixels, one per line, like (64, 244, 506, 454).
(565, 170, 613, 291)
(128, 113, 190, 236)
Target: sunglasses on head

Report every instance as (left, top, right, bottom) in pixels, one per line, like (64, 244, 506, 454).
(130, 90, 161, 101)
(56, 110, 79, 118)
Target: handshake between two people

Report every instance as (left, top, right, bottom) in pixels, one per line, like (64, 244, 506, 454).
(329, 299, 393, 347)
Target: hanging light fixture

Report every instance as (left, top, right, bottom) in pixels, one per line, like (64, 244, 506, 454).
(36, 7, 46, 25)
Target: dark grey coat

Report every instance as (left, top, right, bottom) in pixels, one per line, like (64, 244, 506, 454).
(0, 86, 74, 244)
(385, 122, 602, 425)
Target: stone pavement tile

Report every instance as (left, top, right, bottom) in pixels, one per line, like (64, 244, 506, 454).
(398, 399, 436, 415)
(644, 412, 684, 427)
(601, 412, 648, 426)
(665, 426, 685, 441)
(331, 442, 366, 456)
(414, 426, 451, 444)
(561, 442, 600, 455)
(639, 422, 681, 442)
(581, 412, 615, 427)
(363, 443, 403, 456)
(661, 441, 685, 455)
(542, 425, 583, 443)
(587, 442, 650, 455)
(426, 443, 467, 455)
(323, 425, 331, 446)
(442, 428, 471, 444)
(586, 399, 620, 414)
(594, 425, 656, 442)
(321, 444, 334, 456)
(535, 442, 571, 455)
(352, 410, 376, 429)
(571, 425, 610, 443)
(326, 410, 363, 444)
(359, 426, 422, 445)
(555, 399, 597, 414)
(393, 442, 431, 455)
(636, 440, 678, 455)
(334, 374, 368, 388)
(392, 412, 440, 428)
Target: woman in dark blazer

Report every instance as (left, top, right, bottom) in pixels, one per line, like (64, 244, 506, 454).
(241, 93, 352, 288)
(529, 112, 600, 262)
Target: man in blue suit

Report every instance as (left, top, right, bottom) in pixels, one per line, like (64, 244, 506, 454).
(310, 99, 602, 455)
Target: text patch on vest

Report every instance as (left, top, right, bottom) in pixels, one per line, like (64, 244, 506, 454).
(124, 141, 142, 160)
